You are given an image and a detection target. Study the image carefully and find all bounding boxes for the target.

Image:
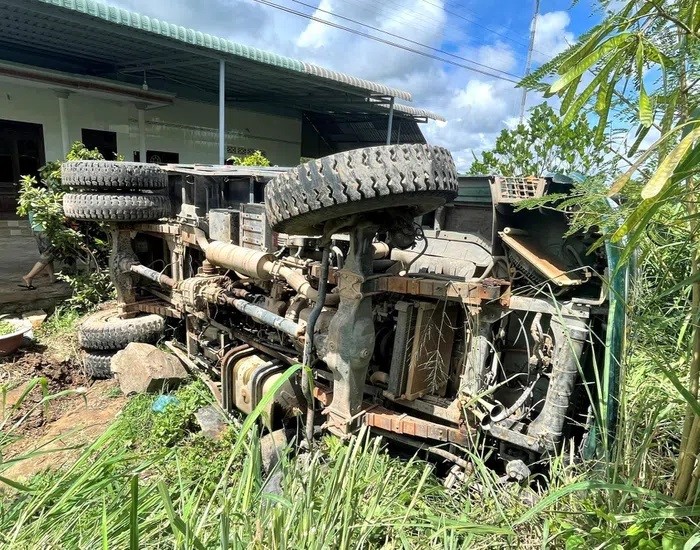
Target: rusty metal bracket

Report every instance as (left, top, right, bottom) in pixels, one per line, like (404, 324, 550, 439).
(363, 405, 471, 446)
(370, 276, 510, 307)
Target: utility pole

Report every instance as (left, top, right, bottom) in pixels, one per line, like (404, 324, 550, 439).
(519, 0, 540, 123)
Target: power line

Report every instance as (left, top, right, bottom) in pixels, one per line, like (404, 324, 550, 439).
(342, 0, 455, 47)
(420, 0, 548, 57)
(250, 0, 521, 84)
(289, 0, 522, 80)
(349, 0, 531, 62)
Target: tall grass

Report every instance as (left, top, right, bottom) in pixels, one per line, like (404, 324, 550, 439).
(1, 377, 527, 549)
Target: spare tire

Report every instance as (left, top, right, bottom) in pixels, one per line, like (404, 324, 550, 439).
(63, 193, 170, 221)
(79, 306, 165, 351)
(264, 144, 458, 235)
(82, 350, 115, 380)
(62, 161, 168, 191)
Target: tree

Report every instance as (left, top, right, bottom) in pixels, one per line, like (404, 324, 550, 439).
(524, 0, 700, 502)
(468, 103, 604, 177)
(17, 142, 115, 310)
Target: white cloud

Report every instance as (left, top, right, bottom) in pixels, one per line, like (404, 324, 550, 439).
(532, 11, 575, 63)
(107, 0, 577, 171)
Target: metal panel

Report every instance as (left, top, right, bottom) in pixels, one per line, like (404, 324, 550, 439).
(239, 203, 272, 252)
(388, 301, 416, 399)
(403, 302, 458, 400)
(209, 208, 239, 244)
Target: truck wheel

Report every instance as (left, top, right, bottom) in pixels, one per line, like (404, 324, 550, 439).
(82, 350, 115, 380)
(78, 305, 165, 351)
(63, 193, 170, 221)
(264, 144, 458, 235)
(62, 161, 168, 191)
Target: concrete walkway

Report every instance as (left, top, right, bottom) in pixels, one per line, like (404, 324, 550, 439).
(0, 230, 71, 314)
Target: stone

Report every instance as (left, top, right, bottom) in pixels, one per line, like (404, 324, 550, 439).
(111, 343, 189, 395)
(22, 310, 48, 329)
(194, 405, 228, 439)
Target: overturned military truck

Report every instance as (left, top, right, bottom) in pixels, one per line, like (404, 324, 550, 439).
(61, 144, 621, 476)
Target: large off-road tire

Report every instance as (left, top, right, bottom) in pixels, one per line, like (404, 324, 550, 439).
(264, 144, 458, 235)
(82, 350, 115, 380)
(62, 161, 168, 191)
(78, 306, 165, 351)
(63, 193, 170, 221)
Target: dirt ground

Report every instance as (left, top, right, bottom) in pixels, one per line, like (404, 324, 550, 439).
(1, 348, 126, 481)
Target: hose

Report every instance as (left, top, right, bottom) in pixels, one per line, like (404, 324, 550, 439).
(301, 247, 331, 445)
(129, 264, 175, 288)
(275, 265, 340, 306)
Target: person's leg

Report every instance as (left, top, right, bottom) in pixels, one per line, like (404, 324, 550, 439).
(22, 261, 48, 287)
(45, 261, 56, 283)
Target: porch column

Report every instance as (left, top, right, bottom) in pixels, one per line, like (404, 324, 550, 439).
(135, 102, 147, 162)
(218, 59, 226, 164)
(56, 90, 70, 155)
(386, 96, 395, 145)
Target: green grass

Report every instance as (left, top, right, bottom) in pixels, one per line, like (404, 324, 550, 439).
(35, 307, 81, 340)
(2, 370, 700, 548)
(4, 231, 700, 549)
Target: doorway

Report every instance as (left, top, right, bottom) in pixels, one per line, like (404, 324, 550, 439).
(82, 128, 118, 160)
(0, 119, 45, 219)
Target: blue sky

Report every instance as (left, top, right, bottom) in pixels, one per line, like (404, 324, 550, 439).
(109, 0, 606, 169)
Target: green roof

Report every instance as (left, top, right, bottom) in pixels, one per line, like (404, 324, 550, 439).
(0, 0, 443, 149)
(30, 0, 415, 102)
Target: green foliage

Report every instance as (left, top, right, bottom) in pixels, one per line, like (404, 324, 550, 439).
(228, 150, 270, 166)
(468, 103, 605, 177)
(35, 307, 81, 339)
(523, 0, 700, 505)
(57, 270, 116, 313)
(16, 142, 114, 310)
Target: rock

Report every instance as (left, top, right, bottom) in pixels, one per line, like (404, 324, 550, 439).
(194, 405, 228, 439)
(111, 343, 189, 395)
(22, 310, 47, 329)
(260, 428, 289, 473)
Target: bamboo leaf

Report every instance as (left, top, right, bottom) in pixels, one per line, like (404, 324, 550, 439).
(559, 76, 581, 114)
(549, 33, 634, 94)
(562, 52, 622, 127)
(608, 121, 698, 195)
(611, 198, 663, 243)
(657, 364, 700, 419)
(628, 124, 651, 157)
(641, 127, 700, 199)
(635, 40, 653, 127)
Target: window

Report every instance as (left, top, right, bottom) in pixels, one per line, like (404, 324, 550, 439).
(133, 150, 179, 164)
(82, 129, 118, 160)
(0, 120, 45, 218)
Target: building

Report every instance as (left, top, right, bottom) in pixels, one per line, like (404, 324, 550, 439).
(0, 0, 441, 219)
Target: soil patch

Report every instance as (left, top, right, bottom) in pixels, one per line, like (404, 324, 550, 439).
(3, 380, 125, 482)
(2, 348, 126, 482)
(2, 350, 88, 436)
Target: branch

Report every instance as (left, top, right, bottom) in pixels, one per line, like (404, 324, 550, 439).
(649, 0, 697, 38)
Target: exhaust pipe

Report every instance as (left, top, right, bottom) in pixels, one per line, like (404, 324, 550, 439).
(527, 317, 589, 450)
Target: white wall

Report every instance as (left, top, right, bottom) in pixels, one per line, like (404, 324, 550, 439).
(0, 80, 302, 166)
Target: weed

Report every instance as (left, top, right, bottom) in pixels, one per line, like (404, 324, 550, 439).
(35, 307, 81, 339)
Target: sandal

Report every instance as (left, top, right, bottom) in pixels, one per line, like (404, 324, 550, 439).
(17, 283, 36, 290)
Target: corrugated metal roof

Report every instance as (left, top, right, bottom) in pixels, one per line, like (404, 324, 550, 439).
(34, 0, 413, 101)
(392, 104, 445, 122)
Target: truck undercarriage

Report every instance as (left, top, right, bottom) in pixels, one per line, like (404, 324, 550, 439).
(62, 144, 615, 476)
